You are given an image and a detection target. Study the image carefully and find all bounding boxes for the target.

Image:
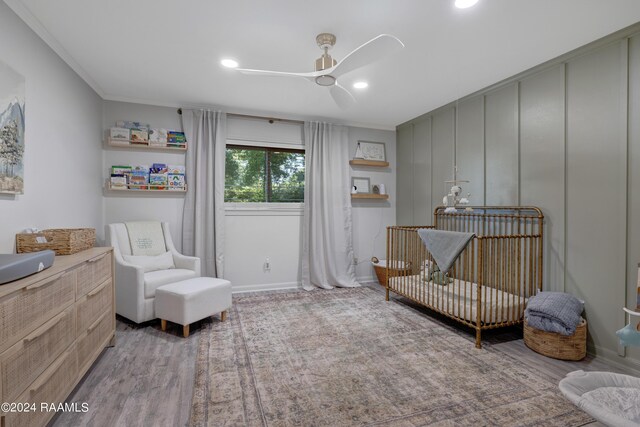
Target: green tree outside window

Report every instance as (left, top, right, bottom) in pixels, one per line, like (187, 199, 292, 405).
(225, 145, 304, 203)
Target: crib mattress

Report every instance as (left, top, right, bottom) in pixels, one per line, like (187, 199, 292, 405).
(388, 274, 527, 324)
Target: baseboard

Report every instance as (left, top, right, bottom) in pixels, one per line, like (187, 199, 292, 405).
(232, 277, 376, 293)
(357, 275, 376, 284)
(588, 344, 640, 376)
(232, 281, 301, 294)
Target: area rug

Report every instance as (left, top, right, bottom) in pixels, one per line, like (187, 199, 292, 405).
(189, 287, 592, 426)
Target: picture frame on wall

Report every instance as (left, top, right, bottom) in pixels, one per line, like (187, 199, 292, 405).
(358, 140, 386, 162)
(351, 176, 370, 194)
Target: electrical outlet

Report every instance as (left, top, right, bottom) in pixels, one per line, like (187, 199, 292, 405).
(264, 257, 271, 272)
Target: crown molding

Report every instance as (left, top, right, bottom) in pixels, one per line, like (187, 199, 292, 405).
(3, 0, 105, 97)
(103, 94, 397, 131)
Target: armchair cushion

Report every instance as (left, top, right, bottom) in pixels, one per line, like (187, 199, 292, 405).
(144, 268, 198, 298)
(123, 251, 175, 273)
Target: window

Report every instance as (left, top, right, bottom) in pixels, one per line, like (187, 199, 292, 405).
(225, 145, 305, 203)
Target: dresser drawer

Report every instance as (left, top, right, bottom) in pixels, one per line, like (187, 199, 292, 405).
(1, 305, 75, 403)
(5, 345, 77, 427)
(0, 270, 76, 354)
(77, 310, 112, 373)
(76, 278, 112, 336)
(76, 253, 112, 299)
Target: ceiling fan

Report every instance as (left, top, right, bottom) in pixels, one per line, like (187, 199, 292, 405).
(236, 33, 404, 109)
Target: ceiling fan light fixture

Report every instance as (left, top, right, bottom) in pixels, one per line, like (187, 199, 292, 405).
(221, 58, 239, 68)
(454, 0, 479, 9)
(353, 81, 368, 89)
(315, 75, 336, 87)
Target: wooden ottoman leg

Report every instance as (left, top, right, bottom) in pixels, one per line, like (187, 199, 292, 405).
(183, 324, 190, 338)
(221, 310, 228, 322)
(161, 319, 167, 331)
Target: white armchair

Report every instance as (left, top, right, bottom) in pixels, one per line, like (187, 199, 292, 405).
(106, 222, 201, 323)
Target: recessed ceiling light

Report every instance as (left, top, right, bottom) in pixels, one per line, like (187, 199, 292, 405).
(221, 58, 239, 68)
(455, 0, 479, 9)
(353, 81, 368, 89)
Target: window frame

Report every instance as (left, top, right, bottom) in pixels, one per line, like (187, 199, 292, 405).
(224, 143, 305, 205)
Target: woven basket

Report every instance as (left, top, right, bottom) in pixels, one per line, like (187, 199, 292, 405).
(373, 260, 412, 287)
(524, 318, 587, 361)
(16, 228, 96, 255)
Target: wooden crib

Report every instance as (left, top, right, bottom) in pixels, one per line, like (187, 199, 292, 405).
(386, 206, 544, 348)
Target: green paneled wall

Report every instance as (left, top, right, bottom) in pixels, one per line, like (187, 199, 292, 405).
(396, 29, 640, 371)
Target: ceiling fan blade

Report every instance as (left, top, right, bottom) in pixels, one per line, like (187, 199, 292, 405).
(330, 34, 404, 79)
(330, 83, 356, 109)
(236, 68, 320, 80)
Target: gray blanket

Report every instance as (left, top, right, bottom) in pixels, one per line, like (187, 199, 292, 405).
(417, 229, 475, 274)
(525, 292, 584, 336)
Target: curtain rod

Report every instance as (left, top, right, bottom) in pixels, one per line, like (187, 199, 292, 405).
(176, 108, 304, 125)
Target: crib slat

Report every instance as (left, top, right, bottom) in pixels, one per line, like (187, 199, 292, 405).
(385, 207, 543, 349)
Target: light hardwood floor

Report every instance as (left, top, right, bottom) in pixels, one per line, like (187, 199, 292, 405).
(51, 284, 633, 427)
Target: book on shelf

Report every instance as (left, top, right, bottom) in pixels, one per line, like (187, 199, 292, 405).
(110, 175, 127, 190)
(167, 165, 186, 174)
(111, 165, 132, 176)
(149, 128, 168, 145)
(129, 171, 149, 189)
(116, 120, 150, 131)
(149, 173, 168, 190)
(131, 165, 149, 173)
(168, 173, 185, 190)
(130, 129, 149, 144)
(110, 127, 130, 142)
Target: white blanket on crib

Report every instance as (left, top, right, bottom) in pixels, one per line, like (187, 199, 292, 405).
(389, 274, 527, 324)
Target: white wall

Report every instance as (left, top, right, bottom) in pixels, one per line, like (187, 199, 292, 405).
(101, 105, 396, 291)
(349, 127, 396, 282)
(102, 101, 186, 249)
(0, 2, 103, 253)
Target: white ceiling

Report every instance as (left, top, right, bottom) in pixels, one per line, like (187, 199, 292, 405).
(7, 0, 640, 129)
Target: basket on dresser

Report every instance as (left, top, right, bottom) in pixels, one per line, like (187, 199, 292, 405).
(16, 228, 96, 255)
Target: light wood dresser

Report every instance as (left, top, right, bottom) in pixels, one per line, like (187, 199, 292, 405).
(0, 247, 114, 427)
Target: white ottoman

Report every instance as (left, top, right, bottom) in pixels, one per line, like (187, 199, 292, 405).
(155, 277, 232, 337)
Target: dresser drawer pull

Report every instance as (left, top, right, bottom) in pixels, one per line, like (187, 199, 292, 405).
(87, 316, 103, 333)
(23, 311, 67, 344)
(86, 285, 104, 298)
(24, 272, 64, 291)
(87, 254, 106, 264)
(29, 350, 69, 396)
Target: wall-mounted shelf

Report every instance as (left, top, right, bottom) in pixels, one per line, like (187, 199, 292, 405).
(106, 182, 187, 193)
(106, 138, 187, 152)
(351, 193, 389, 200)
(349, 159, 389, 167)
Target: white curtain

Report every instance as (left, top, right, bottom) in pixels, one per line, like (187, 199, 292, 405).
(302, 121, 359, 290)
(181, 109, 226, 277)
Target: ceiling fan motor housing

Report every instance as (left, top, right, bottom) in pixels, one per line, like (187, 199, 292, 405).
(315, 33, 337, 72)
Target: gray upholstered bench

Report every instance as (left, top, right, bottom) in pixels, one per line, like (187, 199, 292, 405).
(155, 277, 232, 337)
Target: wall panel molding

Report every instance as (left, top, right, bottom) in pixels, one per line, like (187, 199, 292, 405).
(396, 28, 640, 369)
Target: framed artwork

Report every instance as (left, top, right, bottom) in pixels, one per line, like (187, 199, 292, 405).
(351, 176, 370, 194)
(358, 140, 386, 162)
(0, 60, 25, 195)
